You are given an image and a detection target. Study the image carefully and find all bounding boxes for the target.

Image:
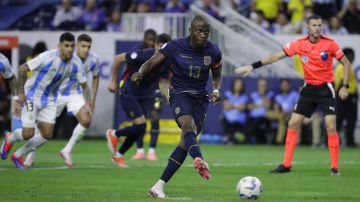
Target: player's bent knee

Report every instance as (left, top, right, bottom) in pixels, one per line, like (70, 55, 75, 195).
(79, 118, 91, 128)
(22, 128, 35, 140)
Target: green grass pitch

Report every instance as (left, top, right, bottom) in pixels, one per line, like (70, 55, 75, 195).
(0, 140, 359, 201)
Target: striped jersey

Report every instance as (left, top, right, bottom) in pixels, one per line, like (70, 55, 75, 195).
(0, 53, 14, 79)
(58, 51, 100, 96)
(25, 49, 87, 107)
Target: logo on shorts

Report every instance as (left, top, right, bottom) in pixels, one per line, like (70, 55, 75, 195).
(175, 107, 180, 115)
(301, 55, 308, 63)
(320, 52, 328, 61)
(204, 56, 211, 66)
(329, 106, 335, 112)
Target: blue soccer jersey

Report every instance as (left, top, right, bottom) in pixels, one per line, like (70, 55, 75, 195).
(159, 37, 222, 97)
(274, 91, 299, 113)
(120, 48, 170, 97)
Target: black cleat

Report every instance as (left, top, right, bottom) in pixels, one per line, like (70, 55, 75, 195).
(270, 164, 291, 173)
(331, 168, 340, 176)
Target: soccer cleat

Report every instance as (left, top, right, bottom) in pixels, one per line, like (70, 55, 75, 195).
(132, 152, 145, 160)
(193, 157, 211, 180)
(146, 152, 157, 161)
(112, 156, 129, 168)
(148, 186, 167, 199)
(10, 153, 26, 169)
(269, 164, 292, 173)
(59, 150, 74, 168)
(0, 132, 13, 160)
(106, 129, 118, 155)
(24, 151, 36, 168)
(331, 168, 340, 176)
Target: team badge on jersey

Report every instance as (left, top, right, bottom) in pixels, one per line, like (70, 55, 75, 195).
(203, 56, 211, 66)
(301, 55, 308, 63)
(175, 107, 180, 115)
(320, 52, 328, 61)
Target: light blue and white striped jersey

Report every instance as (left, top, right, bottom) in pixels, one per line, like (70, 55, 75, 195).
(0, 53, 14, 79)
(25, 49, 87, 107)
(58, 51, 100, 96)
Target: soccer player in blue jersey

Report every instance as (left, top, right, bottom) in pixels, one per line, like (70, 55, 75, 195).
(0, 53, 21, 117)
(106, 33, 172, 167)
(21, 34, 100, 168)
(132, 15, 222, 198)
(0, 32, 91, 169)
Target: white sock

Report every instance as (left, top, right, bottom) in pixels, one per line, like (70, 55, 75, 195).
(14, 133, 47, 157)
(137, 148, 145, 153)
(8, 128, 23, 143)
(148, 148, 155, 154)
(155, 179, 166, 190)
(115, 151, 123, 157)
(62, 124, 87, 153)
(111, 130, 117, 137)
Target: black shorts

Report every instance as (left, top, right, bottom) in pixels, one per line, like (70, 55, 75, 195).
(120, 94, 152, 119)
(294, 82, 336, 118)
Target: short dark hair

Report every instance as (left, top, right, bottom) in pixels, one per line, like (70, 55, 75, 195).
(230, 78, 245, 94)
(144, 29, 157, 37)
(60, 32, 75, 43)
(307, 14, 322, 24)
(191, 14, 209, 27)
(77, 34, 92, 43)
(157, 33, 171, 44)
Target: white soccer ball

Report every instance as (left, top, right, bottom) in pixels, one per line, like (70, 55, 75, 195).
(236, 176, 263, 199)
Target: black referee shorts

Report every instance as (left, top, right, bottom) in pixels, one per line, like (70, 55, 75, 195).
(294, 82, 337, 118)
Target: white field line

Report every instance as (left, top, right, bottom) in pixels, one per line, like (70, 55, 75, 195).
(0, 160, 358, 171)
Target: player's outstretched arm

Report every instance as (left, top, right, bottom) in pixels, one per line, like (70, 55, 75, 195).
(108, 53, 126, 93)
(17, 63, 29, 105)
(8, 75, 21, 116)
(80, 82, 92, 115)
(132, 51, 166, 85)
(211, 68, 222, 104)
(159, 77, 170, 104)
(338, 55, 351, 100)
(234, 51, 287, 76)
(91, 75, 99, 112)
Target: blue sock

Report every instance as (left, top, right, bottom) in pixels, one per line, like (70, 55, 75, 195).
(160, 146, 187, 182)
(150, 120, 159, 148)
(115, 123, 146, 138)
(118, 123, 146, 155)
(184, 132, 202, 159)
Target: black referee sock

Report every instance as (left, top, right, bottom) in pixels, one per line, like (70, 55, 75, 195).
(160, 146, 187, 182)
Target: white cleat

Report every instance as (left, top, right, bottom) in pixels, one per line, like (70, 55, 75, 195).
(59, 150, 74, 168)
(148, 186, 167, 199)
(24, 151, 36, 168)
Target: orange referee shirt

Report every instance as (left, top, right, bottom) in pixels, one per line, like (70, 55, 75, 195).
(283, 35, 344, 85)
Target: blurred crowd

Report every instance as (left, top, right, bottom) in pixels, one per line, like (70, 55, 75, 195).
(3, 0, 360, 35)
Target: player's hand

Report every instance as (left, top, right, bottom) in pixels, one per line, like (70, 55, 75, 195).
(338, 86, 349, 100)
(211, 89, 221, 105)
(131, 72, 143, 85)
(83, 103, 93, 117)
(108, 81, 117, 93)
(12, 99, 21, 117)
(18, 92, 26, 107)
(234, 65, 254, 76)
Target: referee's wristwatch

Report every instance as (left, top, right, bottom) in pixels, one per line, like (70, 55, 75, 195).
(342, 84, 350, 89)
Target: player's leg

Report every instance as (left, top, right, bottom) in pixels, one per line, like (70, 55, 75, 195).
(60, 95, 91, 167)
(146, 109, 160, 160)
(1, 101, 37, 160)
(324, 115, 340, 175)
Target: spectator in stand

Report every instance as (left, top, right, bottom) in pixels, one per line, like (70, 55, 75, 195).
(128, 0, 154, 12)
(337, 0, 360, 34)
(52, 0, 83, 30)
(247, 79, 274, 144)
(164, 0, 187, 12)
(195, 0, 221, 20)
(335, 48, 358, 147)
(107, 9, 122, 32)
(252, 0, 282, 23)
(328, 16, 348, 35)
(222, 78, 248, 144)
(81, 0, 106, 31)
(232, 0, 252, 17)
(312, 0, 336, 21)
(273, 79, 299, 144)
(250, 10, 271, 31)
(271, 12, 296, 34)
(286, 0, 312, 33)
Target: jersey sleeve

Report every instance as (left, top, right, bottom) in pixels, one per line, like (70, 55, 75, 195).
(330, 41, 344, 60)
(0, 58, 14, 79)
(26, 51, 48, 71)
(211, 45, 222, 70)
(92, 56, 100, 76)
(283, 40, 300, 57)
(159, 40, 175, 59)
